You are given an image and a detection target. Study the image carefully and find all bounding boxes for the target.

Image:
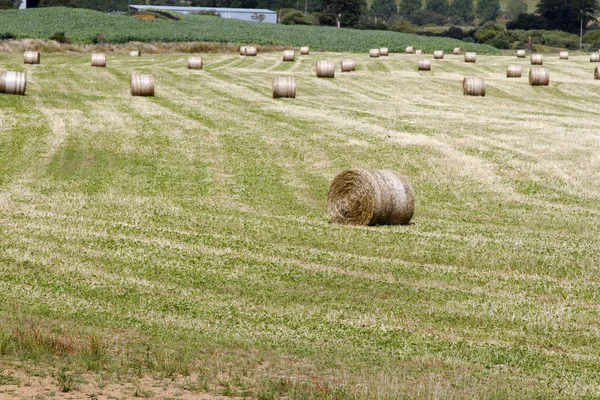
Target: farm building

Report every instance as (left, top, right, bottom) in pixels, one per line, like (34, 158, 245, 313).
(129, 5, 277, 23)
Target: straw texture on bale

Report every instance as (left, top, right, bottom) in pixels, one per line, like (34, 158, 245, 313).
(129, 50, 141, 57)
(516, 49, 526, 58)
(405, 46, 415, 54)
(453, 47, 463, 55)
(379, 47, 389, 56)
(559, 51, 569, 60)
(316, 60, 334, 78)
(464, 52, 476, 63)
(327, 169, 414, 226)
(272, 76, 296, 98)
(23, 51, 40, 64)
(591, 52, 600, 62)
(417, 58, 431, 71)
(529, 67, 549, 86)
(433, 50, 444, 59)
(239, 46, 247, 55)
(300, 46, 309, 55)
(91, 53, 106, 67)
(0, 70, 26, 95)
(415, 49, 423, 54)
(463, 77, 485, 96)
(531, 54, 543, 65)
(187, 56, 203, 69)
(282, 50, 295, 61)
(130, 73, 154, 96)
(369, 49, 380, 58)
(246, 47, 257, 56)
(506, 64, 522, 78)
(595, 67, 600, 80)
(341, 59, 356, 72)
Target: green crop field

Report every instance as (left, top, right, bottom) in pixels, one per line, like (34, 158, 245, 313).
(1, 48, 599, 398)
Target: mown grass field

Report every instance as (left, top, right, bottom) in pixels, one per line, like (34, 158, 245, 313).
(1, 47, 599, 398)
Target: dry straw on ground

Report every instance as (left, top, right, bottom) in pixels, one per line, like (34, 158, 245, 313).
(272, 76, 296, 98)
(369, 49, 380, 58)
(590, 53, 600, 62)
(341, 59, 356, 72)
(507, 64, 522, 78)
(379, 47, 389, 56)
(464, 52, 476, 63)
(300, 46, 309, 55)
(23, 50, 40, 64)
(130, 73, 154, 96)
(595, 67, 600, 80)
(531, 54, 543, 65)
(316, 60, 334, 78)
(282, 50, 295, 62)
(463, 77, 485, 96)
(529, 67, 549, 86)
(516, 49, 526, 58)
(0, 70, 26, 95)
(129, 50, 141, 57)
(246, 47, 257, 56)
(187, 56, 203, 69)
(327, 169, 414, 226)
(559, 51, 569, 60)
(91, 53, 106, 67)
(418, 58, 431, 71)
(405, 46, 415, 54)
(433, 50, 444, 59)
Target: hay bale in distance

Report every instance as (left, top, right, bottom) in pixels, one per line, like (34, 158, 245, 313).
(272, 76, 296, 98)
(188, 56, 203, 69)
(0, 70, 26, 95)
(417, 58, 431, 71)
(415, 49, 423, 55)
(369, 49, 380, 58)
(453, 47, 463, 55)
(239, 46, 247, 55)
(246, 47, 257, 56)
(379, 47, 389, 56)
(341, 59, 356, 72)
(129, 50, 141, 57)
(433, 50, 444, 59)
(327, 169, 414, 226)
(282, 50, 295, 62)
(316, 60, 334, 78)
(531, 54, 543, 65)
(529, 67, 549, 86)
(405, 46, 415, 54)
(506, 64, 522, 78)
(559, 51, 569, 60)
(595, 67, 600, 80)
(591, 52, 600, 62)
(300, 46, 309, 55)
(91, 53, 106, 67)
(464, 52, 476, 63)
(130, 73, 154, 96)
(516, 49, 526, 58)
(23, 51, 40, 64)
(463, 77, 485, 96)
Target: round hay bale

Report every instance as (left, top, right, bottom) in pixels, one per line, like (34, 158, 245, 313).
(369, 48, 380, 58)
(453, 47, 463, 55)
(130, 73, 154, 96)
(0, 70, 26, 95)
(405, 46, 416, 54)
(417, 58, 431, 71)
(433, 50, 444, 59)
(595, 67, 600, 80)
(559, 51, 569, 60)
(23, 51, 40, 64)
(327, 169, 414, 226)
(379, 47, 389, 56)
(590, 52, 600, 62)
(516, 49, 526, 58)
(506, 64, 522, 78)
(129, 50, 141, 57)
(246, 47, 257, 56)
(282, 50, 295, 62)
(463, 77, 485, 96)
(464, 52, 476, 63)
(415, 49, 423, 55)
(91, 53, 106, 67)
(531, 54, 543, 65)
(529, 67, 549, 86)
(300, 46, 310, 55)
(188, 56, 203, 69)
(272, 76, 296, 98)
(239, 46, 247, 55)
(341, 59, 356, 72)
(316, 60, 335, 78)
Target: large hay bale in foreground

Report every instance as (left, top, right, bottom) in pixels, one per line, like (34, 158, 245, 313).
(405, 46, 416, 54)
(272, 76, 296, 98)
(507, 64, 522, 78)
(559, 51, 569, 60)
(130, 73, 154, 96)
(379, 47, 389, 56)
(129, 50, 141, 57)
(369, 48, 380, 58)
(591, 52, 600, 62)
(282, 50, 295, 61)
(300, 46, 309, 55)
(463, 77, 485, 96)
(188, 56, 203, 69)
(0, 70, 26, 95)
(529, 67, 549, 86)
(531, 54, 543, 65)
(246, 47, 257, 56)
(327, 169, 414, 226)
(464, 52, 476, 63)
(91, 53, 106, 67)
(341, 59, 356, 72)
(316, 60, 334, 78)
(417, 58, 431, 71)
(516, 49, 526, 58)
(24, 51, 40, 64)
(433, 50, 444, 59)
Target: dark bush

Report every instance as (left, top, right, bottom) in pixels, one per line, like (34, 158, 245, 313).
(408, 9, 447, 26)
(506, 13, 547, 30)
(280, 10, 313, 25)
(0, 32, 15, 40)
(50, 31, 70, 43)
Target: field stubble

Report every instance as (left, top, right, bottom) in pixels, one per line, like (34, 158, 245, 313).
(0, 49, 599, 398)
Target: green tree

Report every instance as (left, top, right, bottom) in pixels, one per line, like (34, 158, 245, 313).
(426, 0, 448, 15)
(536, 0, 600, 34)
(504, 0, 527, 20)
(370, 0, 397, 20)
(399, 0, 421, 16)
(322, 0, 366, 27)
(450, 0, 474, 22)
(476, 0, 500, 21)
(0, 0, 16, 8)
